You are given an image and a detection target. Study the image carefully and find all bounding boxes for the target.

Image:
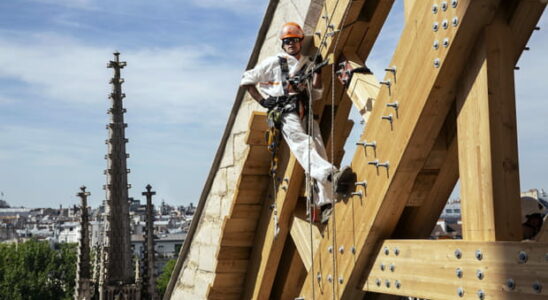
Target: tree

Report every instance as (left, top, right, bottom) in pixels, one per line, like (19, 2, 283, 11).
(0, 239, 77, 299)
(156, 259, 176, 298)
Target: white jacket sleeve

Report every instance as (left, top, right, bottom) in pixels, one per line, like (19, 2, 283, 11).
(240, 57, 276, 86)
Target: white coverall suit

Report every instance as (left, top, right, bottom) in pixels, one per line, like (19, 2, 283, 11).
(241, 52, 334, 207)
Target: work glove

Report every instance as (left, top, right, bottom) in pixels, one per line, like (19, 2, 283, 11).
(259, 96, 277, 109)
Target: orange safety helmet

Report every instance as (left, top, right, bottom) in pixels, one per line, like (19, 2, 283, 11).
(280, 22, 304, 40)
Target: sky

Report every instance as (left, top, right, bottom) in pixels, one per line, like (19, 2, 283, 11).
(0, 1, 546, 209)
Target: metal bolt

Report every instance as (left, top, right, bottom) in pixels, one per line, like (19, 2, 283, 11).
(385, 280, 391, 288)
(452, 16, 459, 27)
(315, 31, 321, 37)
(356, 141, 376, 150)
(432, 4, 439, 14)
(506, 278, 515, 290)
(476, 269, 484, 280)
(283, 177, 289, 183)
(328, 246, 333, 253)
(339, 246, 344, 254)
(475, 249, 483, 261)
(378, 161, 390, 170)
(514, 66, 520, 70)
(338, 277, 344, 284)
(380, 263, 385, 271)
(395, 280, 401, 289)
(386, 101, 399, 110)
(433, 40, 440, 50)
(394, 248, 400, 256)
(457, 287, 464, 297)
(281, 186, 288, 191)
(384, 247, 390, 255)
(351, 191, 363, 198)
(443, 38, 450, 48)
(375, 278, 381, 287)
(385, 66, 396, 74)
(525, 46, 530, 51)
(441, 1, 448, 11)
(355, 181, 367, 188)
(368, 160, 379, 167)
(477, 289, 485, 300)
(518, 250, 528, 263)
(327, 274, 333, 283)
(533, 281, 542, 293)
(534, 26, 540, 30)
(380, 80, 391, 88)
(389, 264, 395, 272)
(381, 114, 393, 124)
(433, 22, 439, 32)
(316, 272, 322, 282)
(456, 268, 463, 278)
(455, 249, 462, 259)
(327, 24, 335, 30)
(351, 246, 356, 255)
(434, 58, 441, 68)
(442, 19, 449, 29)
(451, 0, 458, 8)
(321, 15, 328, 20)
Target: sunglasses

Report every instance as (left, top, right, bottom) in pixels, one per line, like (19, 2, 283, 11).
(282, 37, 302, 45)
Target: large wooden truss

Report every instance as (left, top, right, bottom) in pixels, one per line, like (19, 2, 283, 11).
(205, 0, 546, 299)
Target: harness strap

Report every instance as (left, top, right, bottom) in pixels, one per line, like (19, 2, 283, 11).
(278, 56, 289, 96)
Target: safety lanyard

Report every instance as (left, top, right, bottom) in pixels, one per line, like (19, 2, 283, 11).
(278, 56, 290, 96)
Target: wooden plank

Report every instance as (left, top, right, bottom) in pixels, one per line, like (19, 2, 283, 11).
(456, 11, 521, 241)
(220, 218, 257, 247)
(343, 48, 380, 122)
(363, 240, 548, 299)
(404, 0, 416, 22)
(246, 111, 268, 146)
(290, 215, 322, 272)
(270, 238, 308, 300)
(217, 246, 251, 261)
(230, 204, 262, 219)
(215, 259, 249, 274)
(206, 285, 242, 300)
(234, 175, 270, 204)
(301, 1, 504, 298)
(242, 146, 271, 175)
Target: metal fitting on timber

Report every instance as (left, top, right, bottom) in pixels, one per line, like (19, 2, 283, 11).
(434, 58, 441, 68)
(518, 250, 528, 263)
(476, 269, 484, 280)
(381, 114, 393, 124)
(525, 46, 530, 51)
(395, 280, 401, 289)
(339, 246, 344, 254)
(351, 191, 363, 198)
(385, 280, 391, 288)
(535, 26, 540, 30)
(457, 287, 464, 297)
(452, 16, 459, 27)
(433, 40, 440, 50)
(326, 30, 340, 37)
(378, 161, 390, 170)
(451, 0, 458, 8)
(327, 274, 333, 283)
(356, 141, 376, 150)
(475, 249, 483, 261)
(351, 246, 356, 255)
(441, 1, 448, 11)
(368, 160, 379, 167)
(283, 177, 289, 183)
(328, 246, 333, 253)
(321, 15, 328, 20)
(375, 278, 381, 287)
(443, 38, 450, 48)
(456, 268, 463, 278)
(389, 264, 395, 272)
(379, 80, 391, 88)
(338, 277, 344, 284)
(506, 279, 516, 290)
(355, 181, 367, 188)
(432, 4, 438, 14)
(327, 24, 335, 30)
(281, 185, 288, 191)
(394, 247, 400, 256)
(455, 248, 462, 259)
(386, 102, 399, 116)
(477, 289, 485, 300)
(315, 31, 321, 37)
(384, 66, 396, 74)
(380, 263, 385, 271)
(316, 272, 321, 282)
(433, 22, 439, 32)
(533, 281, 542, 293)
(514, 66, 520, 70)
(384, 247, 390, 255)
(442, 19, 449, 30)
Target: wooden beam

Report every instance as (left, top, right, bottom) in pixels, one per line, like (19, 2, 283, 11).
(290, 215, 322, 272)
(364, 240, 548, 299)
(270, 238, 308, 300)
(343, 48, 380, 122)
(403, 0, 416, 22)
(300, 1, 503, 298)
(456, 11, 522, 241)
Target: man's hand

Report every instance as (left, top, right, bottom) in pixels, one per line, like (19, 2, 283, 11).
(259, 96, 278, 109)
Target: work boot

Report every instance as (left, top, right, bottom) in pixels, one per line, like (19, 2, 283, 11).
(333, 166, 356, 199)
(320, 204, 333, 224)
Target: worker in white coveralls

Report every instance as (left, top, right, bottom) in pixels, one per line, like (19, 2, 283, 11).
(241, 22, 354, 224)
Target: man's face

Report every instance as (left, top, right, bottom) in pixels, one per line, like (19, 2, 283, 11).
(282, 37, 302, 56)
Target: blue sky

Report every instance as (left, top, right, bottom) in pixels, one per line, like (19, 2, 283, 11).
(0, 1, 546, 208)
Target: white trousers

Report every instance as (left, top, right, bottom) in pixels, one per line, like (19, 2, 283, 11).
(280, 112, 334, 207)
